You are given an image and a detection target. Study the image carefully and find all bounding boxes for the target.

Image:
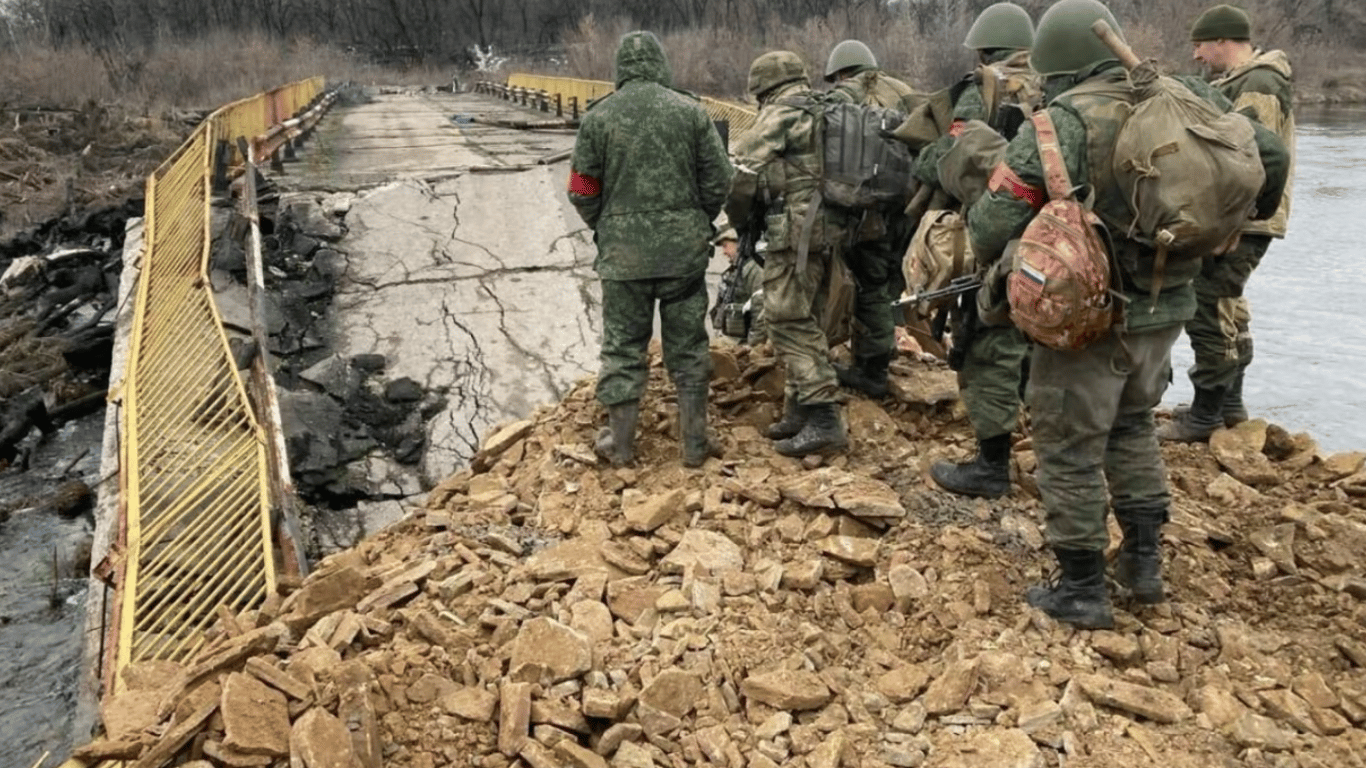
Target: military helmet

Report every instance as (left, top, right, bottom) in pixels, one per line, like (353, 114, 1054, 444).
(1190, 4, 1251, 41)
(824, 39, 878, 81)
(748, 51, 809, 98)
(964, 3, 1035, 51)
(1029, 0, 1124, 76)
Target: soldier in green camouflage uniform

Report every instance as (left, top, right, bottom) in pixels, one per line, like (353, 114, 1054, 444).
(918, 3, 1037, 499)
(967, 0, 1289, 628)
(823, 40, 919, 399)
(568, 31, 734, 468)
(727, 51, 849, 457)
(710, 227, 767, 346)
(1159, 4, 1296, 442)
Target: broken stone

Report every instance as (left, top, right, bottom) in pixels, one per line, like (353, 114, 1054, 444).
(499, 681, 534, 757)
(740, 669, 832, 711)
(1015, 699, 1062, 734)
(939, 728, 1043, 768)
(658, 529, 743, 575)
(1258, 688, 1321, 734)
(888, 565, 929, 602)
(442, 686, 499, 722)
(222, 672, 290, 757)
(875, 665, 930, 704)
(923, 658, 980, 716)
(624, 488, 685, 532)
(819, 535, 879, 567)
(639, 669, 703, 719)
(1075, 673, 1192, 724)
(509, 618, 594, 683)
(1089, 631, 1142, 665)
(1228, 711, 1294, 751)
(569, 600, 615, 643)
(290, 708, 358, 768)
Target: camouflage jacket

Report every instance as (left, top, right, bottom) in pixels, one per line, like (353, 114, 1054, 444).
(1213, 49, 1295, 236)
(726, 81, 846, 255)
(568, 32, 734, 280)
(913, 50, 1035, 189)
(968, 64, 1289, 333)
(830, 69, 919, 112)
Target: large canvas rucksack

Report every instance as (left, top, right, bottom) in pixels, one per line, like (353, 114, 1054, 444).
(1007, 111, 1117, 351)
(784, 94, 917, 212)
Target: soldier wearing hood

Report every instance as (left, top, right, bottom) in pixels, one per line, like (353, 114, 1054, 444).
(568, 31, 734, 469)
(1160, 4, 1296, 443)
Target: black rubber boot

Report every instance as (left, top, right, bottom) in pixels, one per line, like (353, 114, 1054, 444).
(930, 433, 1011, 498)
(1222, 366, 1248, 427)
(835, 353, 891, 399)
(765, 394, 807, 440)
(1025, 548, 1115, 629)
(594, 401, 639, 467)
(774, 403, 848, 457)
(1157, 385, 1227, 443)
(678, 386, 715, 468)
(1115, 508, 1167, 604)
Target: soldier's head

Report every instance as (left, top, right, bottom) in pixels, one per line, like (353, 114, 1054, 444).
(1029, 0, 1124, 78)
(712, 226, 739, 260)
(824, 39, 878, 83)
(964, 2, 1035, 62)
(1190, 5, 1254, 74)
(747, 51, 809, 102)
(614, 31, 671, 89)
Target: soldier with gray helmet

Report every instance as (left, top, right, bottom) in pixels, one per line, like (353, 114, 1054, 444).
(727, 51, 850, 457)
(822, 40, 920, 400)
(568, 31, 734, 469)
(967, 0, 1289, 627)
(1158, 3, 1296, 443)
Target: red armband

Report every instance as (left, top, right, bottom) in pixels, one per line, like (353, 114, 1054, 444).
(948, 119, 967, 138)
(987, 161, 1044, 211)
(568, 170, 601, 197)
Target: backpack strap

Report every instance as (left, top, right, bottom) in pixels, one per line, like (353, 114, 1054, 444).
(1030, 110, 1074, 202)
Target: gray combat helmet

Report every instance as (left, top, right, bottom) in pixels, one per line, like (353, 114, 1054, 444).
(824, 39, 878, 82)
(748, 51, 809, 99)
(964, 2, 1035, 51)
(1029, 0, 1124, 76)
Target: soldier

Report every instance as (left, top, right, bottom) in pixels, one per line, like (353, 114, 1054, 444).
(920, 2, 1038, 499)
(967, 0, 1288, 627)
(728, 51, 849, 457)
(568, 31, 734, 468)
(1159, 4, 1296, 442)
(710, 225, 767, 346)
(823, 40, 919, 399)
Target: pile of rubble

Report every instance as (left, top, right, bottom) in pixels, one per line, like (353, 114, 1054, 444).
(79, 343, 1366, 768)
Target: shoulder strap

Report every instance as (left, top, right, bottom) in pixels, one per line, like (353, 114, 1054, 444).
(1030, 110, 1073, 201)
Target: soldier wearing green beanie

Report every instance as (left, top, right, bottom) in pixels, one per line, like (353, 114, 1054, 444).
(1160, 4, 1296, 443)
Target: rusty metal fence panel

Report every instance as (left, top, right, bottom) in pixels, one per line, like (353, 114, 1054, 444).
(114, 77, 322, 678)
(504, 73, 757, 135)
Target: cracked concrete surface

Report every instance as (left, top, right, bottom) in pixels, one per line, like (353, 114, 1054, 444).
(282, 90, 599, 487)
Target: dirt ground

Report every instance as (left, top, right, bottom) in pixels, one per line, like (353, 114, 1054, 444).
(0, 104, 190, 246)
(90, 340, 1366, 768)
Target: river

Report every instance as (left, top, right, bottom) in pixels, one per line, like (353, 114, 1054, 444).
(1163, 105, 1366, 454)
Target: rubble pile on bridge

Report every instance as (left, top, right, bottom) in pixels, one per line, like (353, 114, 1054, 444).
(83, 343, 1366, 768)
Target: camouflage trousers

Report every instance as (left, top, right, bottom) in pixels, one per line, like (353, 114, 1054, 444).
(1027, 323, 1182, 550)
(959, 324, 1029, 440)
(1185, 234, 1271, 390)
(845, 232, 903, 361)
(596, 274, 711, 406)
(764, 246, 840, 405)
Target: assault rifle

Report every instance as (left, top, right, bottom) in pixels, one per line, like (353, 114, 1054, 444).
(714, 195, 771, 338)
(889, 275, 982, 308)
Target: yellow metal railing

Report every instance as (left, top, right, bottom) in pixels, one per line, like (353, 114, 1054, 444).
(114, 77, 323, 680)
(505, 73, 757, 135)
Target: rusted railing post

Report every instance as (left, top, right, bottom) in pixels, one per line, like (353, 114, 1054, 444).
(555, 93, 563, 117)
(570, 96, 579, 120)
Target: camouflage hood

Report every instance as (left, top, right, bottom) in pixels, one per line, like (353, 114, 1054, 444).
(614, 31, 672, 89)
(1224, 48, 1293, 81)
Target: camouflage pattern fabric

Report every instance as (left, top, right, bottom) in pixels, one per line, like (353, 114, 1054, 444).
(967, 61, 1286, 551)
(597, 275, 711, 406)
(1186, 234, 1270, 390)
(568, 32, 734, 281)
(912, 49, 1024, 188)
(1027, 324, 1181, 550)
(728, 79, 848, 405)
(1212, 49, 1294, 238)
(713, 257, 767, 345)
(959, 324, 1029, 440)
(830, 69, 920, 112)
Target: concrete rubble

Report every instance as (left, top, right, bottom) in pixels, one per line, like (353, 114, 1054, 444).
(87, 344, 1366, 768)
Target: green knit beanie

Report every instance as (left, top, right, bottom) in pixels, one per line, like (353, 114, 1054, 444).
(1190, 4, 1251, 41)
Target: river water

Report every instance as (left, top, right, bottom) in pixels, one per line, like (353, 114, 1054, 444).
(1163, 105, 1366, 453)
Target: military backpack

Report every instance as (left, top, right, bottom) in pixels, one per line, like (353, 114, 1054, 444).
(1007, 111, 1118, 351)
(782, 93, 917, 212)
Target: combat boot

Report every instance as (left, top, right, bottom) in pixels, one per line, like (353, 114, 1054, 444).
(1115, 508, 1166, 604)
(1025, 548, 1114, 629)
(765, 394, 807, 440)
(774, 403, 848, 457)
(930, 433, 1011, 498)
(1156, 385, 1226, 443)
(677, 386, 718, 468)
(594, 401, 639, 467)
(1222, 366, 1248, 427)
(835, 353, 891, 399)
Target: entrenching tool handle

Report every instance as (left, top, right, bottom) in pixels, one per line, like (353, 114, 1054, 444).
(1091, 20, 1143, 71)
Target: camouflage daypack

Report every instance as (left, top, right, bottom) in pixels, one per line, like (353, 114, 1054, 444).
(1007, 111, 1117, 351)
(783, 93, 917, 211)
(901, 209, 975, 323)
